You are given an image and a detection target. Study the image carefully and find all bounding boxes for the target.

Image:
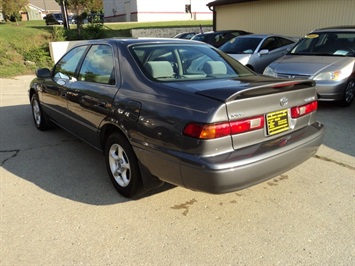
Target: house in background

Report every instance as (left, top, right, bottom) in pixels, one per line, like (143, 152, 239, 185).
(103, 0, 212, 23)
(23, 0, 61, 21)
(207, 0, 355, 37)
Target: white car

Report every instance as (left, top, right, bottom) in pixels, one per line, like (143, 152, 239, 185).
(219, 34, 296, 73)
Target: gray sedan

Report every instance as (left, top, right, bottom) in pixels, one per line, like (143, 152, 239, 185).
(219, 34, 296, 73)
(264, 26, 355, 107)
(29, 38, 324, 198)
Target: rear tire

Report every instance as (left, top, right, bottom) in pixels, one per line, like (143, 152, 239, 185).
(338, 79, 354, 107)
(30, 94, 49, 130)
(104, 133, 144, 198)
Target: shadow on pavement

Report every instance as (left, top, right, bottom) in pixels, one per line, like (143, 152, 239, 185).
(0, 104, 174, 205)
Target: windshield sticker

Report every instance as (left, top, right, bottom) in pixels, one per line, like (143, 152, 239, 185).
(305, 34, 319, 38)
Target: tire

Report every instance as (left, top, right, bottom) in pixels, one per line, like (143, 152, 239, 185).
(338, 79, 355, 107)
(30, 94, 49, 130)
(104, 133, 144, 198)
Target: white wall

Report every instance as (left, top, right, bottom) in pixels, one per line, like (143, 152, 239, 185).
(104, 0, 212, 22)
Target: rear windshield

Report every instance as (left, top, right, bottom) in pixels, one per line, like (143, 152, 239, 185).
(129, 43, 254, 81)
(290, 32, 355, 56)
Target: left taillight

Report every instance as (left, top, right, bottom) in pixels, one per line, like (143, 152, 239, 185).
(291, 101, 318, 118)
(183, 115, 264, 139)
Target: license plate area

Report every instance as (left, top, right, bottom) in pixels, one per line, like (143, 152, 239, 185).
(266, 109, 289, 136)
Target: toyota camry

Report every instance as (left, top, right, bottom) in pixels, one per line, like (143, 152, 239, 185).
(29, 38, 324, 198)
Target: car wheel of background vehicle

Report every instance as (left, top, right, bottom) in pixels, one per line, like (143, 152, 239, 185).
(31, 94, 49, 130)
(105, 133, 144, 198)
(338, 79, 355, 107)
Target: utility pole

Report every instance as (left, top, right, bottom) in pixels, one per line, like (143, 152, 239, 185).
(61, 0, 70, 30)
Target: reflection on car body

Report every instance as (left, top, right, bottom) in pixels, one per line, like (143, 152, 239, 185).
(264, 26, 355, 107)
(29, 38, 324, 198)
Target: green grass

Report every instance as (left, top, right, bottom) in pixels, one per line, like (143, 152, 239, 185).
(0, 20, 212, 78)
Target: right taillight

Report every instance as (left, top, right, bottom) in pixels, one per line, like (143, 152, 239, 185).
(291, 101, 318, 118)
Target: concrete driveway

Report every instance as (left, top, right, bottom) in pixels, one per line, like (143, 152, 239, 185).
(1, 75, 354, 265)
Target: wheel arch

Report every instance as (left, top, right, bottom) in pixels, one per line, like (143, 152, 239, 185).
(100, 121, 165, 195)
(29, 88, 37, 102)
(246, 64, 254, 71)
(99, 122, 129, 152)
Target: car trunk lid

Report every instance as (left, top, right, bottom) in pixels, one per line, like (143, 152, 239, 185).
(195, 77, 318, 150)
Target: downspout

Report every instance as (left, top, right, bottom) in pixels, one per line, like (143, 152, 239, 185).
(207, 5, 216, 31)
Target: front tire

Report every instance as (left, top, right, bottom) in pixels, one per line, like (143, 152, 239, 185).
(104, 133, 144, 198)
(338, 79, 355, 107)
(31, 94, 49, 130)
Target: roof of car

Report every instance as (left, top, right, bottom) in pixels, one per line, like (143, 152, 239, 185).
(195, 30, 250, 35)
(73, 37, 206, 47)
(312, 26, 355, 32)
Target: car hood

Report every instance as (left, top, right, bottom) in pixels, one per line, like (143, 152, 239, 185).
(165, 76, 314, 102)
(270, 55, 354, 76)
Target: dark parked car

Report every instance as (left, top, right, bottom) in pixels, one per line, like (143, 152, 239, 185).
(264, 26, 355, 106)
(29, 38, 324, 198)
(219, 34, 296, 73)
(44, 13, 75, 25)
(191, 30, 252, 48)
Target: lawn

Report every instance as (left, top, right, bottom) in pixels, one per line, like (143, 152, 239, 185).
(0, 20, 212, 78)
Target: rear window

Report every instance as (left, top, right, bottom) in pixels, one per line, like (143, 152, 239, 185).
(129, 44, 254, 81)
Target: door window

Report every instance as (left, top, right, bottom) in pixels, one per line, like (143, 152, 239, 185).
(53, 46, 87, 80)
(78, 44, 115, 85)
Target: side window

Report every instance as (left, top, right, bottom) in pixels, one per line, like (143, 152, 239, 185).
(278, 37, 294, 47)
(260, 37, 280, 51)
(78, 44, 115, 85)
(54, 46, 87, 79)
(211, 33, 227, 47)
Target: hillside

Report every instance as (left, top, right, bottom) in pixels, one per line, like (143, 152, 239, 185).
(0, 20, 212, 78)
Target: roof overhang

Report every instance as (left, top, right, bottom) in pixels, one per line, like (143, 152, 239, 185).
(207, 0, 259, 8)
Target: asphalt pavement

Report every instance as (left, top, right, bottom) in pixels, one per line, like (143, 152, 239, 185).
(1, 75, 354, 265)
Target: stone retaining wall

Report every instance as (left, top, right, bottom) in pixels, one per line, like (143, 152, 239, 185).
(131, 26, 212, 38)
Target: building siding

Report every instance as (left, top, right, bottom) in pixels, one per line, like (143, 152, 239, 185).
(214, 0, 355, 37)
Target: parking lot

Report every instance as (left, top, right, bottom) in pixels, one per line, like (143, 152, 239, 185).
(1, 75, 354, 265)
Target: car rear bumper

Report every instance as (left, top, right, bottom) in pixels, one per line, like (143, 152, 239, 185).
(179, 121, 324, 194)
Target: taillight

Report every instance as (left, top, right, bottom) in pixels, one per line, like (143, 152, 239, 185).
(291, 101, 318, 118)
(183, 116, 264, 139)
(230, 116, 264, 134)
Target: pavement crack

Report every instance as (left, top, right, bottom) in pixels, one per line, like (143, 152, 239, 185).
(313, 155, 355, 171)
(0, 149, 20, 166)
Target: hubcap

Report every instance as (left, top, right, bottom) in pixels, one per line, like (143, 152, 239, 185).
(108, 143, 131, 187)
(345, 81, 355, 103)
(32, 99, 41, 126)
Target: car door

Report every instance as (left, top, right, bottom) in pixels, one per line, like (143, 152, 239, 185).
(39, 45, 88, 128)
(255, 37, 284, 73)
(65, 44, 119, 148)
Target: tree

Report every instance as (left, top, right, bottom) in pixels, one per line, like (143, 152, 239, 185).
(55, 0, 104, 39)
(1, 0, 29, 24)
(90, 0, 103, 13)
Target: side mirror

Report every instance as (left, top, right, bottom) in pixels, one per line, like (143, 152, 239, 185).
(36, 68, 51, 78)
(258, 49, 269, 56)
